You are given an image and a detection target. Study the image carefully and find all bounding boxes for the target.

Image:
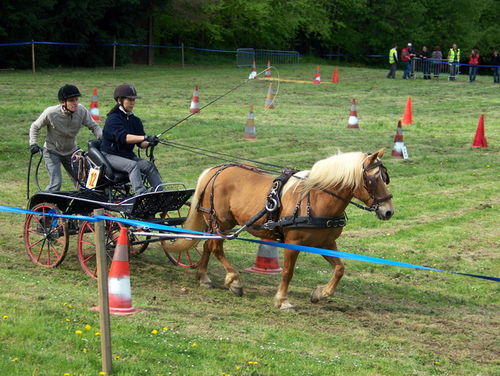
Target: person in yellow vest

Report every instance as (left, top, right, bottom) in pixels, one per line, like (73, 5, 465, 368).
(448, 43, 461, 81)
(386, 44, 398, 78)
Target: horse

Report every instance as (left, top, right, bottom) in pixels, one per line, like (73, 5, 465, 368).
(162, 148, 394, 310)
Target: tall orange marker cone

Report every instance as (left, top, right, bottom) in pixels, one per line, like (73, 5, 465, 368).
(401, 97, 413, 125)
(313, 66, 321, 84)
(264, 60, 272, 78)
(264, 83, 275, 109)
(107, 227, 139, 315)
(391, 121, 408, 159)
(245, 240, 282, 274)
(244, 105, 256, 140)
(471, 114, 488, 148)
(89, 88, 100, 122)
(189, 86, 200, 113)
(331, 66, 339, 83)
(248, 61, 257, 79)
(347, 99, 359, 129)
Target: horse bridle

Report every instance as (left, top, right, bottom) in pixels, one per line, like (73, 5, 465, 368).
(322, 158, 392, 212)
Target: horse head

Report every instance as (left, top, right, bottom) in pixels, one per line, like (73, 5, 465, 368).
(353, 148, 394, 220)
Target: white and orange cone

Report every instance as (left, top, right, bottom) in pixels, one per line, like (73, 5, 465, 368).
(248, 60, 257, 79)
(244, 105, 256, 140)
(347, 98, 359, 129)
(245, 240, 282, 274)
(107, 227, 139, 315)
(313, 66, 321, 84)
(264, 83, 275, 109)
(264, 60, 272, 78)
(189, 86, 200, 113)
(89, 88, 100, 122)
(391, 121, 408, 159)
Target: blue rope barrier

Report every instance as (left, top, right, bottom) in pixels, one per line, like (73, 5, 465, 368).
(2, 204, 498, 282)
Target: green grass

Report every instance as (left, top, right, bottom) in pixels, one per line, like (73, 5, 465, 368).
(0, 64, 499, 376)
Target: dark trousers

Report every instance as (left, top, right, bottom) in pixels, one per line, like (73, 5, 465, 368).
(387, 63, 397, 78)
(493, 67, 500, 83)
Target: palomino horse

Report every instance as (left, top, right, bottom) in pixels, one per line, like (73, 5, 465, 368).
(162, 149, 394, 310)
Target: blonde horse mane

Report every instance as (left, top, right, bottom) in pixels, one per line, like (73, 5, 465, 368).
(283, 152, 366, 197)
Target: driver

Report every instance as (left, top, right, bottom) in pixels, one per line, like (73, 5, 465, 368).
(100, 83, 163, 196)
(29, 84, 102, 191)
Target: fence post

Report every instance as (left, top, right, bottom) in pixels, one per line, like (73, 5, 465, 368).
(94, 208, 113, 375)
(31, 40, 36, 74)
(112, 41, 116, 70)
(181, 42, 185, 68)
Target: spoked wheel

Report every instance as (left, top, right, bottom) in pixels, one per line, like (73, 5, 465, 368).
(77, 216, 122, 279)
(160, 206, 202, 268)
(23, 203, 69, 267)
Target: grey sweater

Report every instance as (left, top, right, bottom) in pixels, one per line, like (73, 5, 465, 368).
(29, 104, 102, 155)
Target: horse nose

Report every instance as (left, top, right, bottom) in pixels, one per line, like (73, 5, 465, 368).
(384, 210, 394, 220)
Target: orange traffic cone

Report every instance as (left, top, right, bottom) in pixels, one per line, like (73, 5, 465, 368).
(89, 88, 100, 122)
(244, 105, 256, 140)
(347, 99, 359, 129)
(189, 86, 200, 113)
(245, 240, 282, 274)
(313, 66, 321, 84)
(401, 97, 413, 125)
(391, 121, 408, 159)
(248, 61, 257, 79)
(107, 227, 139, 315)
(264, 60, 272, 78)
(264, 83, 275, 109)
(331, 66, 339, 83)
(472, 114, 488, 148)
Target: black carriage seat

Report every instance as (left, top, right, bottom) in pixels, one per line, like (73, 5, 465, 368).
(87, 140, 129, 184)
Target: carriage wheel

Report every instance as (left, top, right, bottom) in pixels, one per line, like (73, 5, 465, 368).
(160, 206, 202, 268)
(128, 225, 150, 255)
(76, 216, 122, 279)
(23, 203, 69, 268)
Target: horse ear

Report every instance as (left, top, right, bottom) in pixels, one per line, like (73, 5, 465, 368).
(376, 148, 385, 158)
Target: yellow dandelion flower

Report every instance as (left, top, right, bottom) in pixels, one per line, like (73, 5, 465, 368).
(235, 365, 241, 370)
(221, 373, 232, 376)
(65, 318, 71, 322)
(84, 324, 92, 331)
(2, 315, 9, 319)
(434, 361, 441, 365)
(82, 348, 88, 353)
(98, 372, 107, 375)
(114, 355, 121, 360)
(162, 327, 169, 331)
(247, 361, 259, 365)
(191, 343, 198, 348)
(63, 373, 71, 376)
(11, 357, 19, 362)
(75, 330, 83, 335)
(94, 332, 101, 336)
(151, 329, 158, 335)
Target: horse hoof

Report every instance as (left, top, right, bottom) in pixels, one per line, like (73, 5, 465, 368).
(310, 287, 323, 303)
(199, 281, 213, 289)
(279, 302, 296, 311)
(229, 285, 243, 297)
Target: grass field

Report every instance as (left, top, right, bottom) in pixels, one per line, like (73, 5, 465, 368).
(0, 63, 499, 376)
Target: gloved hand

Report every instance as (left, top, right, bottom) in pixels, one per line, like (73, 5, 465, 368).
(144, 135, 159, 146)
(30, 144, 41, 154)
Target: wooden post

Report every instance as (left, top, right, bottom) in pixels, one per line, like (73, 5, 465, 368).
(31, 40, 36, 74)
(94, 209, 112, 374)
(181, 42, 185, 68)
(112, 41, 116, 71)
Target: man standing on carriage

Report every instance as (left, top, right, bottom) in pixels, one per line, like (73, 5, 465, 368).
(100, 83, 163, 196)
(29, 84, 102, 192)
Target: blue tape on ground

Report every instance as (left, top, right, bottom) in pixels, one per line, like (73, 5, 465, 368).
(1, 205, 498, 282)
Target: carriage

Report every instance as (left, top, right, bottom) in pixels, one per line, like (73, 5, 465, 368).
(23, 140, 201, 278)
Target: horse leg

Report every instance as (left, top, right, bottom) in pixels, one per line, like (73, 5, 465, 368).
(274, 249, 300, 311)
(211, 239, 243, 297)
(196, 240, 213, 288)
(310, 255, 344, 303)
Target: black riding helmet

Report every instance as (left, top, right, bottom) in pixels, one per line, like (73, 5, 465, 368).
(113, 84, 138, 100)
(58, 84, 81, 101)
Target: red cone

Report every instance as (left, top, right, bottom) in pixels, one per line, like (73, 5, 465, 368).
(391, 121, 408, 159)
(401, 97, 413, 125)
(347, 99, 359, 129)
(331, 66, 339, 83)
(89, 88, 100, 122)
(264, 60, 272, 78)
(313, 66, 321, 84)
(264, 83, 275, 109)
(472, 114, 488, 148)
(189, 86, 200, 113)
(248, 60, 257, 79)
(244, 105, 256, 140)
(245, 240, 282, 274)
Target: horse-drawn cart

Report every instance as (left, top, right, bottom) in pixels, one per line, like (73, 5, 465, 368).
(24, 140, 200, 278)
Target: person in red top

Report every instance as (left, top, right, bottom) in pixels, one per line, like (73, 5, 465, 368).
(401, 43, 412, 79)
(468, 49, 480, 82)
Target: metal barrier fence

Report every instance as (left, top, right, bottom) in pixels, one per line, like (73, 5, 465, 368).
(236, 48, 300, 66)
(411, 58, 459, 79)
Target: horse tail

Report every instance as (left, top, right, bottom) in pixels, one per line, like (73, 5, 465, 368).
(161, 168, 212, 253)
